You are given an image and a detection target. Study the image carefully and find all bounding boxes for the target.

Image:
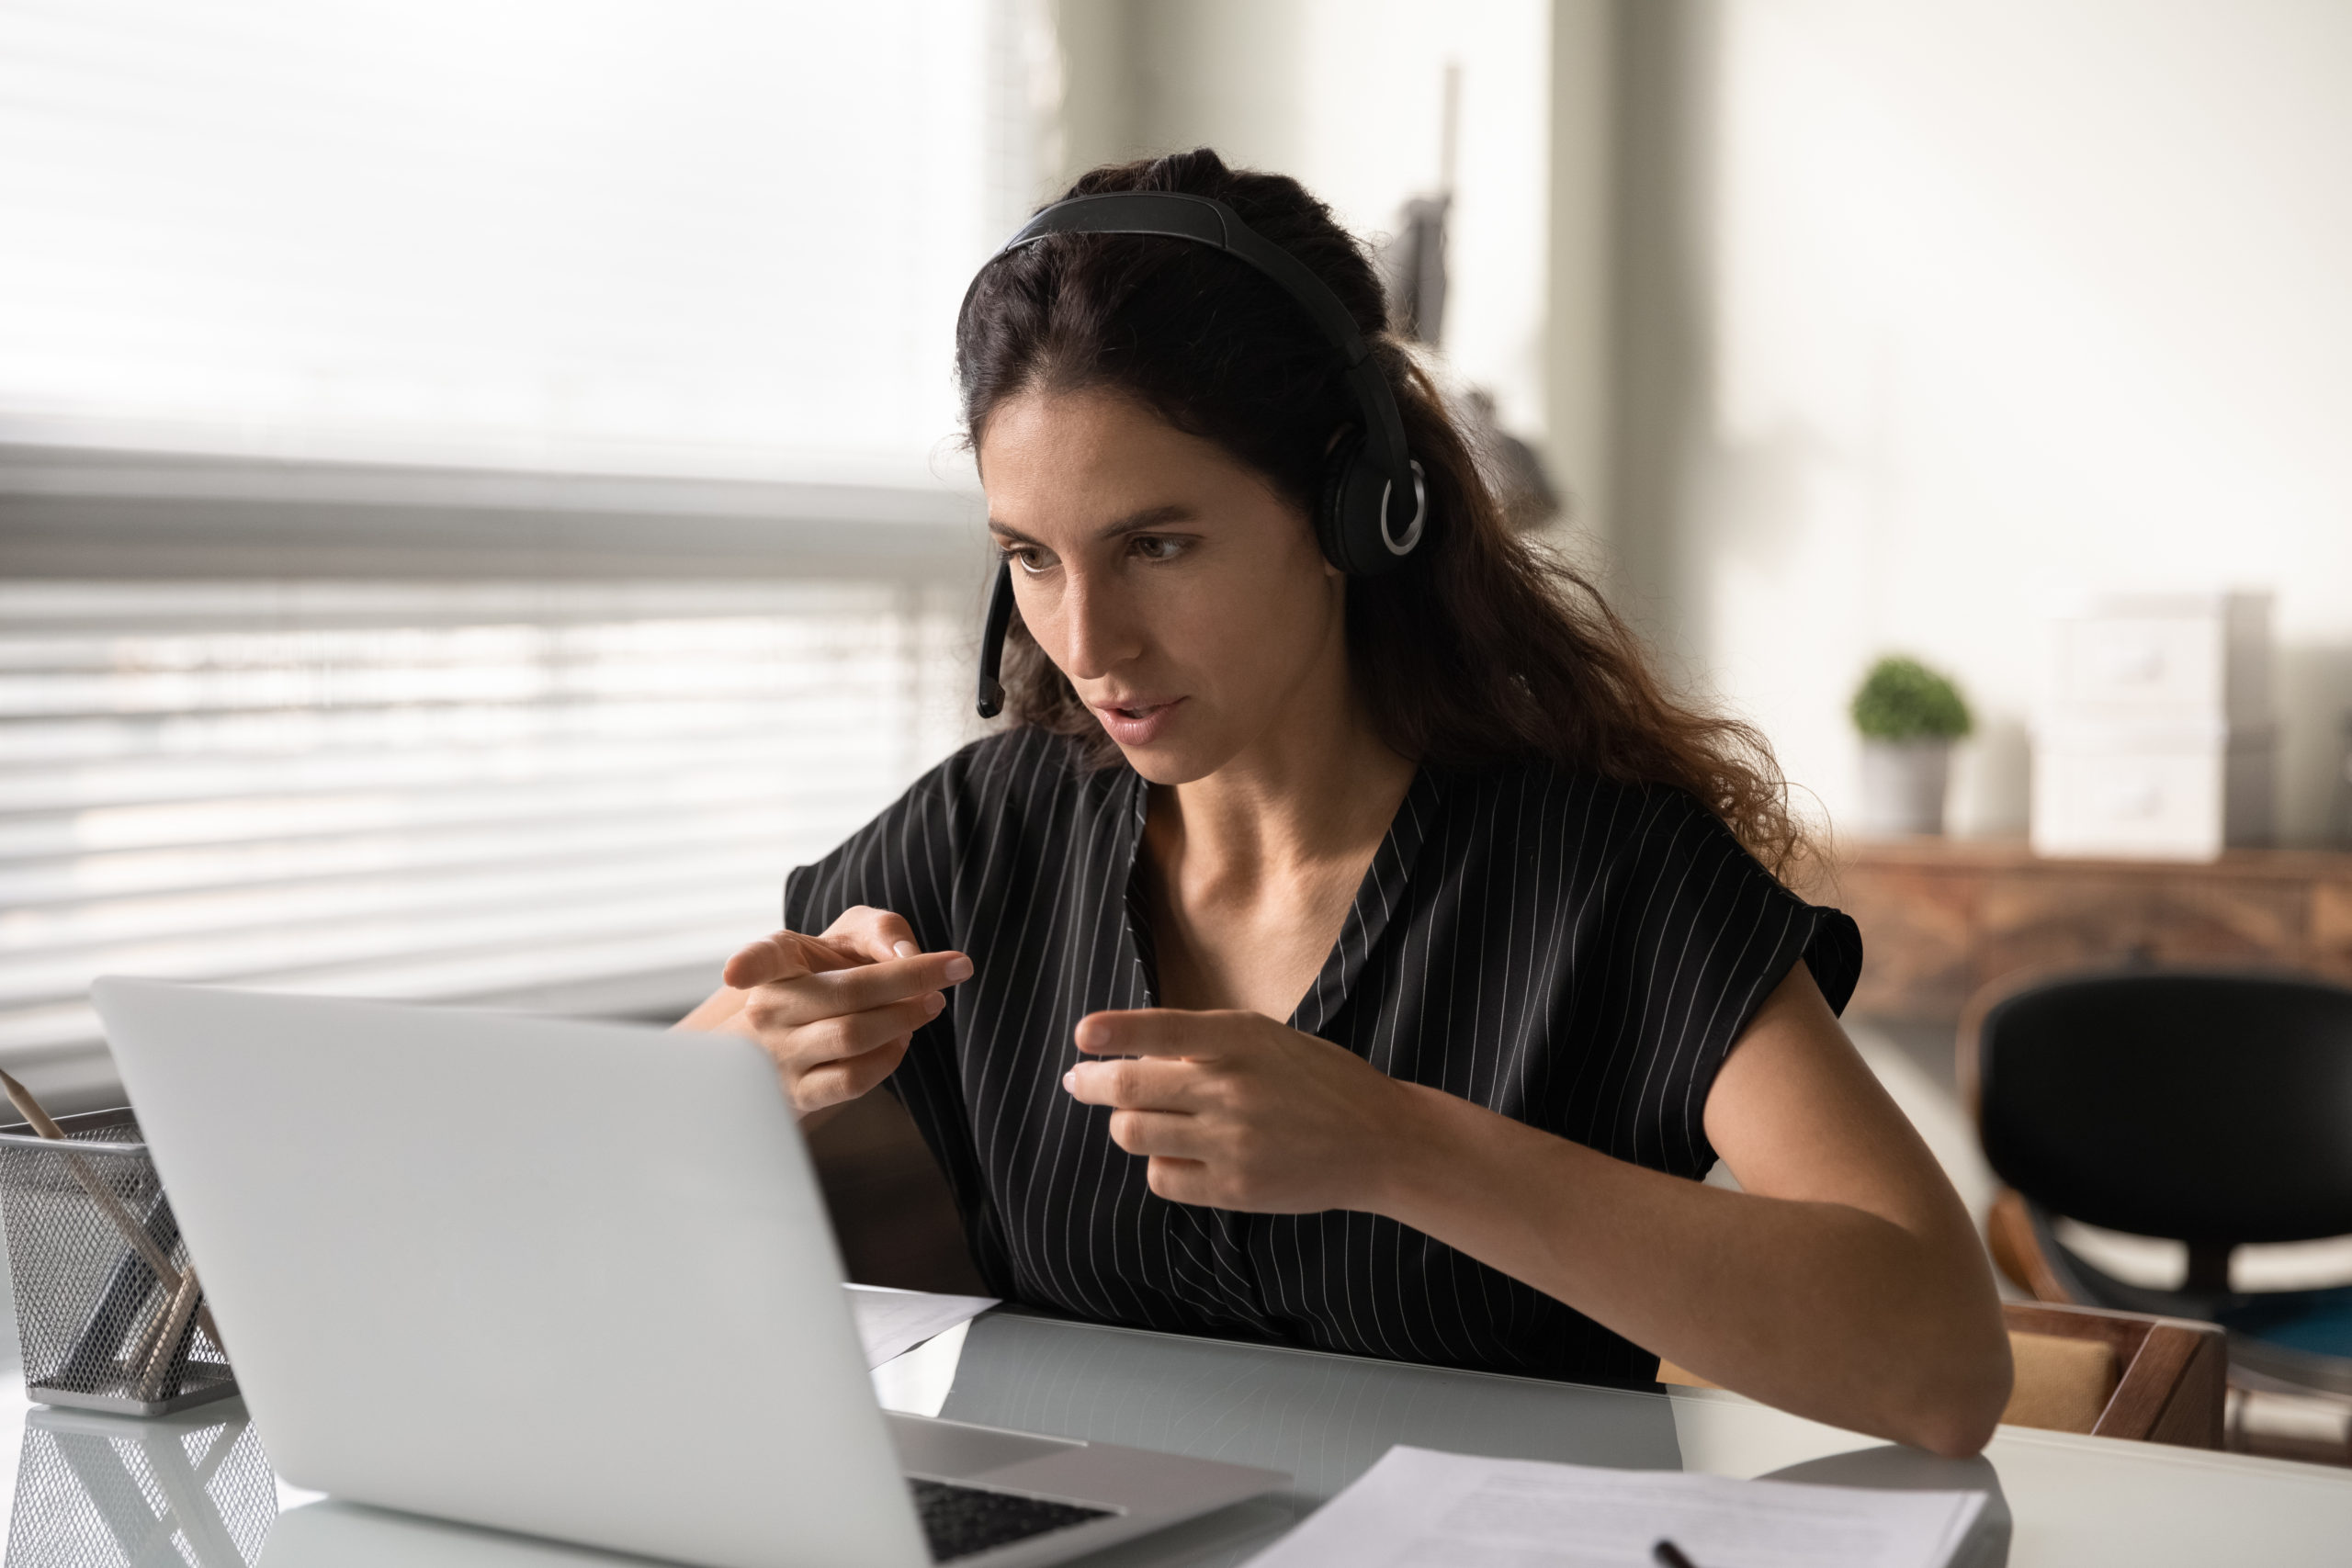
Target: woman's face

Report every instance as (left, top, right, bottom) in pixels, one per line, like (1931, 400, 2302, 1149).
(978, 386, 1347, 785)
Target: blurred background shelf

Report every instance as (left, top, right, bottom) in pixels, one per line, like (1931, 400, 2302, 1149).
(1819, 840, 2352, 1026)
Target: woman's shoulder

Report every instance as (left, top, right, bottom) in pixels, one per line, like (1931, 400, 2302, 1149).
(1434, 758, 1830, 919)
(1436, 759, 1730, 865)
(1442, 759, 1860, 1014)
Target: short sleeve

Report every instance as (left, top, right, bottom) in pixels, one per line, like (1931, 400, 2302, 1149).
(1589, 789, 1864, 1177)
(781, 764, 960, 957)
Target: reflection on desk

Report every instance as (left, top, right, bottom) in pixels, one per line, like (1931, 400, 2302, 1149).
(4, 1305, 2351, 1568)
(260, 1500, 651, 1568)
(6, 1403, 273, 1568)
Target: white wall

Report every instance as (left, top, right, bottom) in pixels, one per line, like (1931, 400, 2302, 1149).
(1648, 0, 2352, 843)
(1053, 0, 1555, 444)
(1544, 1, 1615, 545)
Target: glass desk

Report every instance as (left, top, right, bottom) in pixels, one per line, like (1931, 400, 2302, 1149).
(3, 1306, 2349, 1566)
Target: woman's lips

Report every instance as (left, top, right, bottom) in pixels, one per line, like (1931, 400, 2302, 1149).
(1091, 697, 1185, 747)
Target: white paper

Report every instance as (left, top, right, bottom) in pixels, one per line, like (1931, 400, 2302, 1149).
(870, 1318, 970, 1417)
(1245, 1446, 1986, 1568)
(844, 1283, 999, 1369)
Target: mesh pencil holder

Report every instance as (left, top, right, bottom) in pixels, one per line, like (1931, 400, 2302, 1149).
(0, 1109, 237, 1416)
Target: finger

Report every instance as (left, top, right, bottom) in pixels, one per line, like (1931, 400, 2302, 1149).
(1062, 1056, 1202, 1111)
(785, 992, 943, 1063)
(823, 906, 922, 965)
(1074, 1009, 1233, 1060)
(1144, 1156, 1211, 1206)
(801, 952, 972, 1018)
(1104, 1108, 1205, 1159)
(796, 1034, 913, 1111)
(722, 931, 860, 990)
(743, 952, 969, 1029)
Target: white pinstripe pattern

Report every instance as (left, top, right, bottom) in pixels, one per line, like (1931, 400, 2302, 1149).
(783, 729, 1862, 1385)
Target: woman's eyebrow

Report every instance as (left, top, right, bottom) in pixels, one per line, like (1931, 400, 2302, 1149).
(1096, 503, 1194, 539)
(987, 503, 1195, 548)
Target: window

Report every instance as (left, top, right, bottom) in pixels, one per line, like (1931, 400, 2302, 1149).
(0, 2, 1041, 1084)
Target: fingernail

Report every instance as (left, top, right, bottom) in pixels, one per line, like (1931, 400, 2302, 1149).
(893, 941, 918, 959)
(1061, 1068, 1075, 1092)
(944, 955, 974, 982)
(924, 991, 944, 1016)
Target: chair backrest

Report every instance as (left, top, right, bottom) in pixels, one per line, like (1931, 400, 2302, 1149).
(1965, 968, 2352, 1246)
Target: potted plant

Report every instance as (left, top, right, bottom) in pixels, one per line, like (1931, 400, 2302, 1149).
(1850, 655, 1972, 836)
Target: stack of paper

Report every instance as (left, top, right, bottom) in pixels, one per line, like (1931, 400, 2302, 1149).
(1248, 1446, 1988, 1568)
(844, 1283, 999, 1369)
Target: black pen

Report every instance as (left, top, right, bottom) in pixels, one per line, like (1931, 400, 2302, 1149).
(1652, 1540, 1699, 1568)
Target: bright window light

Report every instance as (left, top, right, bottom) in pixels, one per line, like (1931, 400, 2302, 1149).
(0, 0, 1023, 480)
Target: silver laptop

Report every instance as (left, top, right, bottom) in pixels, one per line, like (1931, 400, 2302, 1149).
(94, 977, 1286, 1568)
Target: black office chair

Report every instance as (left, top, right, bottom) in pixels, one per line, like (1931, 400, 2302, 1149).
(1962, 967, 2352, 1401)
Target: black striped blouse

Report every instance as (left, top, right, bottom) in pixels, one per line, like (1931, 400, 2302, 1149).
(784, 727, 1862, 1385)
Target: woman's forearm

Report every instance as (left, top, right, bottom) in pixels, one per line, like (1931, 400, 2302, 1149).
(1367, 1080, 2010, 1457)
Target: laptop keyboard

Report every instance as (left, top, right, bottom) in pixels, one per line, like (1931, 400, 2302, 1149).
(910, 1477, 1114, 1562)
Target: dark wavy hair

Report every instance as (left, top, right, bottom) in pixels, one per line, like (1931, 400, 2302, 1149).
(956, 149, 1805, 875)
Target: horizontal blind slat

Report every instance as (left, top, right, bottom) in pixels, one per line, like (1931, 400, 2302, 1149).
(0, 804, 825, 905)
(0, 725, 900, 813)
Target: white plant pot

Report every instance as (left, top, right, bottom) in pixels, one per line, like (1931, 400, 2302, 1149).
(1859, 739, 1952, 837)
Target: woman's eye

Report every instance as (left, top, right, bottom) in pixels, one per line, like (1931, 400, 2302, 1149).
(1131, 536, 1184, 562)
(1004, 547, 1052, 576)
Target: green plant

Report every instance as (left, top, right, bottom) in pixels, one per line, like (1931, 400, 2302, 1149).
(1850, 655, 1972, 742)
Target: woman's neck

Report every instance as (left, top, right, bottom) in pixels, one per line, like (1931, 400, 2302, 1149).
(1157, 694, 1413, 880)
(1139, 657, 1416, 1017)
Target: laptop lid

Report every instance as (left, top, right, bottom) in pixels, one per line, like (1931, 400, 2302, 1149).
(93, 977, 930, 1568)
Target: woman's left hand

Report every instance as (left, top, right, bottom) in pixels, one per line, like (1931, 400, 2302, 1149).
(1061, 1009, 1420, 1213)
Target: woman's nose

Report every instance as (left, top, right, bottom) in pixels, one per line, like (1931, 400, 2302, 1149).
(1057, 571, 1144, 681)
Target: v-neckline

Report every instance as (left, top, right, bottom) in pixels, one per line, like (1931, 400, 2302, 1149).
(1112, 763, 1447, 1040)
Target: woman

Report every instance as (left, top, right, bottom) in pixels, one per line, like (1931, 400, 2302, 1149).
(682, 151, 2010, 1456)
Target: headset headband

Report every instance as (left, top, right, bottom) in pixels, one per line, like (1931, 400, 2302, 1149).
(966, 191, 1417, 501)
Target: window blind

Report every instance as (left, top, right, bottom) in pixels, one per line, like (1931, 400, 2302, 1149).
(0, 2, 1035, 1097)
(0, 581, 975, 1086)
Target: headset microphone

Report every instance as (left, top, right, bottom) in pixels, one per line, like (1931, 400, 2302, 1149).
(975, 559, 1015, 720)
(967, 190, 1425, 720)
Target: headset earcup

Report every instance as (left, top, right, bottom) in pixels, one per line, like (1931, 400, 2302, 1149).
(1319, 430, 1417, 577)
(1316, 431, 1363, 571)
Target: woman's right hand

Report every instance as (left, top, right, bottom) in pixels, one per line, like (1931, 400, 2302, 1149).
(683, 906, 971, 1118)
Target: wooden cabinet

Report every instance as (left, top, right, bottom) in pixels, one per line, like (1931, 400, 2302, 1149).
(1811, 840, 2352, 1021)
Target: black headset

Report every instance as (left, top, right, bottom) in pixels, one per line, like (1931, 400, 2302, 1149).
(967, 191, 1426, 719)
